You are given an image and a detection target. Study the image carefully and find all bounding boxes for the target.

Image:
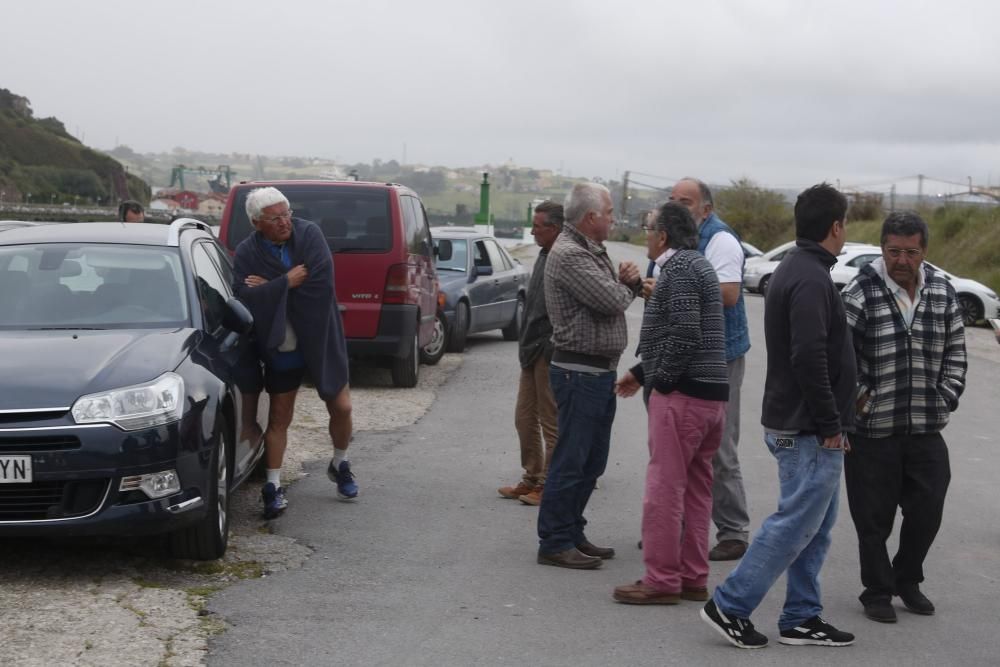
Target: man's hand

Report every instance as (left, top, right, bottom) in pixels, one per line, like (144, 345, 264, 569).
(855, 389, 871, 416)
(287, 264, 308, 288)
(822, 433, 850, 451)
(641, 276, 656, 300)
(244, 274, 267, 288)
(614, 370, 641, 398)
(619, 261, 640, 287)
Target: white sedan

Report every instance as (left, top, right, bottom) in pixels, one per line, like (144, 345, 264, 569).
(831, 244, 1000, 326)
(744, 240, 865, 296)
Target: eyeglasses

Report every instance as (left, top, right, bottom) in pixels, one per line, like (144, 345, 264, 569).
(885, 247, 923, 259)
(258, 210, 293, 224)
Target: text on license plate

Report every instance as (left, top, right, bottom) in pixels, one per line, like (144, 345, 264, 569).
(0, 455, 32, 483)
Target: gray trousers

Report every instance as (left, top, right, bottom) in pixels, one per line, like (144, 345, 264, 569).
(712, 355, 750, 543)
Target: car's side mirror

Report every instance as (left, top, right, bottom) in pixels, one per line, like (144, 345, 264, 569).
(476, 264, 493, 277)
(436, 239, 453, 261)
(222, 297, 254, 335)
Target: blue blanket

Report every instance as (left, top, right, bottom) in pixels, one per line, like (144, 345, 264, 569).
(233, 218, 349, 399)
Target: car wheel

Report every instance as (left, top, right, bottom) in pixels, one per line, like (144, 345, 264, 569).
(168, 416, 230, 560)
(759, 275, 771, 297)
(958, 293, 983, 326)
(419, 312, 447, 365)
(501, 296, 525, 341)
(446, 302, 469, 353)
(391, 329, 420, 388)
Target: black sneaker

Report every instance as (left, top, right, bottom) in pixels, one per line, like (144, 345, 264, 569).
(261, 482, 288, 520)
(700, 599, 768, 649)
(778, 616, 855, 646)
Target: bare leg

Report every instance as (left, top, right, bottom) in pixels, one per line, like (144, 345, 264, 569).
(325, 385, 353, 451)
(240, 392, 264, 445)
(265, 390, 298, 469)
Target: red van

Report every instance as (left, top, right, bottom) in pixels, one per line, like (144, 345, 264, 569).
(219, 180, 438, 388)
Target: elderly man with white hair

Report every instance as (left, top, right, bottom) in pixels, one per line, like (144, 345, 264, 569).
(233, 187, 356, 519)
(535, 182, 641, 569)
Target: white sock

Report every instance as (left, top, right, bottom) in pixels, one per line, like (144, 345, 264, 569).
(333, 449, 348, 467)
(266, 468, 282, 489)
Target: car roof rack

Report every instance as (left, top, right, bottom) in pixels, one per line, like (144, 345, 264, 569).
(167, 217, 212, 246)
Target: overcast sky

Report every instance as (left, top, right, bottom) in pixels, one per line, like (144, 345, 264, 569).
(4, 0, 999, 195)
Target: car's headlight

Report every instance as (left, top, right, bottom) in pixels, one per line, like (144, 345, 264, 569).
(72, 372, 184, 430)
(986, 289, 998, 300)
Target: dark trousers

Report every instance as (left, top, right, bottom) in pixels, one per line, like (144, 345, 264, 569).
(537, 367, 616, 553)
(844, 432, 951, 602)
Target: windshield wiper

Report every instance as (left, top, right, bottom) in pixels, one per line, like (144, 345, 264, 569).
(32, 326, 107, 330)
(436, 266, 466, 272)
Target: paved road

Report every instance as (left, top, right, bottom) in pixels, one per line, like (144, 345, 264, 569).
(208, 241, 1000, 666)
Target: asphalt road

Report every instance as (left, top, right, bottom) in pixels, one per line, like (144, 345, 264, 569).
(208, 241, 1000, 666)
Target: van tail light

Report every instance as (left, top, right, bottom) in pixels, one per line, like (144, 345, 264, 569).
(437, 282, 445, 310)
(383, 263, 411, 304)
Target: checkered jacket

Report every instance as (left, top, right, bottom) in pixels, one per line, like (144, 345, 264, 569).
(841, 260, 967, 437)
(544, 223, 637, 365)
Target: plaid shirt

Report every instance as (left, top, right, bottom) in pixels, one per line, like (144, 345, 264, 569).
(841, 258, 967, 437)
(544, 224, 637, 365)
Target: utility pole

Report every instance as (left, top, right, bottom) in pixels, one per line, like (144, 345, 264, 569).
(890, 184, 896, 213)
(917, 174, 925, 207)
(620, 171, 630, 224)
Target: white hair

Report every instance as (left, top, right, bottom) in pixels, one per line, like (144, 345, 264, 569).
(564, 182, 611, 226)
(245, 187, 289, 221)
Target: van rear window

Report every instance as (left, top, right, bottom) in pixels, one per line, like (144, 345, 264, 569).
(226, 186, 392, 253)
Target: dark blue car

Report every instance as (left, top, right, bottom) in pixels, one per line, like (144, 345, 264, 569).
(422, 227, 528, 359)
(0, 219, 262, 559)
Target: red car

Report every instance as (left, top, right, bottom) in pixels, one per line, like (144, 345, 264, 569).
(219, 181, 439, 387)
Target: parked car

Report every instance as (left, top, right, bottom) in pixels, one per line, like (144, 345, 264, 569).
(0, 219, 263, 559)
(830, 244, 1000, 325)
(219, 181, 438, 388)
(744, 240, 865, 295)
(741, 240, 764, 260)
(427, 227, 528, 354)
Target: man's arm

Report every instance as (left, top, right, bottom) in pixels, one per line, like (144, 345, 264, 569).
(704, 233, 743, 307)
(841, 280, 872, 414)
(787, 279, 842, 437)
(550, 247, 636, 316)
(938, 287, 967, 410)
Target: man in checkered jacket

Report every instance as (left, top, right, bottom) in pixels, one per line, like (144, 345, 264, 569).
(840, 211, 967, 624)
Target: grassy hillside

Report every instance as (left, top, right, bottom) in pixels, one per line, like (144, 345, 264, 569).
(0, 89, 148, 204)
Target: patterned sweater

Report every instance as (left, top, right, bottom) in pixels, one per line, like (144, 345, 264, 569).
(841, 259, 967, 437)
(635, 250, 729, 401)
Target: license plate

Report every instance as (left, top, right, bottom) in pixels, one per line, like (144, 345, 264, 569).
(0, 455, 32, 483)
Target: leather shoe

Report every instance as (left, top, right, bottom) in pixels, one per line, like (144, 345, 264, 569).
(613, 581, 680, 605)
(577, 540, 615, 559)
(681, 586, 710, 601)
(708, 539, 747, 561)
(537, 547, 602, 570)
(862, 598, 898, 623)
(897, 584, 935, 615)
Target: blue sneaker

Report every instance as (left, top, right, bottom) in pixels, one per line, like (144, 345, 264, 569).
(261, 482, 288, 519)
(327, 460, 359, 500)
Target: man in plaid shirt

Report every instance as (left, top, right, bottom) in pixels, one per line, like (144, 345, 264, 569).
(535, 182, 641, 570)
(841, 211, 967, 624)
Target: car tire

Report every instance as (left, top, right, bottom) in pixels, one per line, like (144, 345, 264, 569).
(759, 275, 771, 297)
(168, 416, 231, 560)
(391, 329, 420, 388)
(501, 296, 524, 341)
(446, 302, 469, 353)
(419, 312, 447, 366)
(958, 293, 983, 326)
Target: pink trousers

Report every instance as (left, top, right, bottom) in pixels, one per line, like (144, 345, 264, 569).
(642, 390, 726, 592)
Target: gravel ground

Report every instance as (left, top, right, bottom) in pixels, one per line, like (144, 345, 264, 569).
(0, 355, 462, 667)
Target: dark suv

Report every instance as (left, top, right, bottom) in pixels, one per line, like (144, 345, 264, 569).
(219, 181, 438, 387)
(0, 219, 263, 559)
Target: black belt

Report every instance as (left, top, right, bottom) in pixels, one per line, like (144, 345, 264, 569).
(552, 350, 614, 369)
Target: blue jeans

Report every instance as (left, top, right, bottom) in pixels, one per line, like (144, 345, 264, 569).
(713, 433, 843, 630)
(537, 367, 616, 553)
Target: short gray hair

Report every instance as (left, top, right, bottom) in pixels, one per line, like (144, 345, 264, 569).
(679, 177, 714, 207)
(564, 182, 610, 226)
(246, 187, 289, 222)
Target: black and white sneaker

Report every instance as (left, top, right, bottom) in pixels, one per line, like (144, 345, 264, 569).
(778, 616, 855, 646)
(700, 599, 768, 649)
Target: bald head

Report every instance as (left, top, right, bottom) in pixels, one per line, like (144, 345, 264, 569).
(669, 178, 713, 225)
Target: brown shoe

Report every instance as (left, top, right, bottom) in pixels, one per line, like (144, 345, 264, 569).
(613, 581, 680, 605)
(537, 547, 602, 570)
(709, 539, 747, 561)
(577, 540, 615, 559)
(499, 481, 535, 499)
(518, 485, 543, 505)
(681, 586, 710, 601)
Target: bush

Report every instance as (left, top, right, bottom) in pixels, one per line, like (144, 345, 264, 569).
(715, 178, 793, 249)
